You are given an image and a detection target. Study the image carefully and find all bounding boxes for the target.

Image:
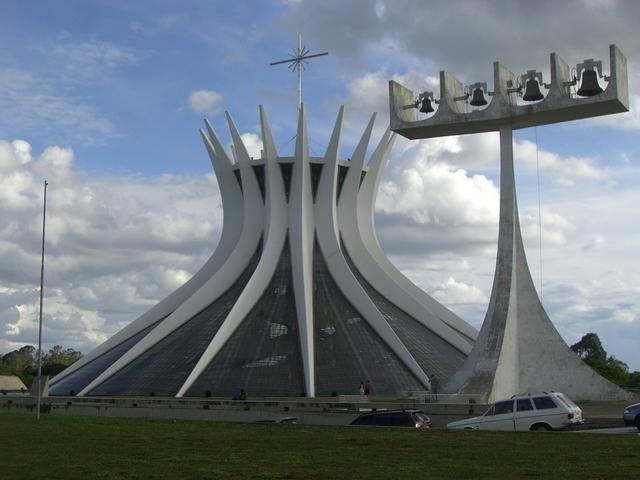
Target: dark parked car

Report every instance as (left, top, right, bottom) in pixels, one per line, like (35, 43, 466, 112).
(350, 409, 432, 428)
(622, 403, 640, 431)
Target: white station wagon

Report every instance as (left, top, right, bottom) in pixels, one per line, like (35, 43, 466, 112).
(447, 392, 584, 432)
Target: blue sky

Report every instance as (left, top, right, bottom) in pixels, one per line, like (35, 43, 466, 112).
(1, 0, 640, 371)
(0, 0, 351, 173)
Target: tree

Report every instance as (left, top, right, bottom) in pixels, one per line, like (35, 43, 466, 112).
(43, 345, 83, 365)
(597, 356, 630, 386)
(0, 345, 37, 386)
(42, 345, 83, 376)
(570, 333, 640, 389)
(0, 361, 11, 376)
(628, 371, 640, 388)
(1, 344, 84, 386)
(570, 333, 606, 365)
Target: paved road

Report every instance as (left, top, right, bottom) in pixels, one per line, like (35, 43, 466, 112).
(576, 426, 639, 435)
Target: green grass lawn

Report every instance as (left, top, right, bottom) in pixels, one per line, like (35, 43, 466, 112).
(0, 413, 637, 480)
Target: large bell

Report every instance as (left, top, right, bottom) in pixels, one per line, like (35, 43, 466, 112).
(469, 87, 488, 106)
(419, 97, 434, 113)
(522, 78, 544, 101)
(577, 69, 603, 97)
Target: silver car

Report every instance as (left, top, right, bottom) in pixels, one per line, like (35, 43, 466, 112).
(622, 403, 640, 431)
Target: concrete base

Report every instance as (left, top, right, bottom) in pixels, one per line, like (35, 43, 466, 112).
(29, 376, 49, 398)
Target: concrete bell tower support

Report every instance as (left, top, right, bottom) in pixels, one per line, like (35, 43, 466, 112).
(446, 125, 632, 401)
(390, 44, 633, 401)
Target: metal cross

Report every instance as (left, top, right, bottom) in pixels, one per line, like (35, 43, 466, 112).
(270, 33, 328, 110)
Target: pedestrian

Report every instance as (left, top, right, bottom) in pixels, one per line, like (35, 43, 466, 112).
(364, 379, 372, 395)
(430, 375, 439, 400)
(359, 381, 365, 396)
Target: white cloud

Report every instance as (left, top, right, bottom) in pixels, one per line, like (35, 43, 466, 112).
(515, 140, 607, 186)
(0, 140, 32, 172)
(0, 139, 223, 356)
(376, 139, 501, 261)
(285, 1, 640, 94)
(590, 93, 640, 130)
(581, 234, 606, 251)
(521, 209, 575, 248)
(346, 70, 391, 116)
(239, 132, 263, 159)
(50, 40, 139, 80)
(0, 68, 120, 145)
(341, 69, 439, 133)
(378, 160, 498, 227)
(187, 90, 224, 116)
(433, 277, 489, 305)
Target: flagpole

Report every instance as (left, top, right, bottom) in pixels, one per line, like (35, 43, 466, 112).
(36, 179, 48, 420)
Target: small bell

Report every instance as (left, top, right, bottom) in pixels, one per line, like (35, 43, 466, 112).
(522, 78, 544, 102)
(419, 97, 434, 113)
(469, 87, 488, 107)
(577, 69, 603, 97)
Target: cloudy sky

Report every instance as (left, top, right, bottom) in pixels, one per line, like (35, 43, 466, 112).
(1, 0, 639, 370)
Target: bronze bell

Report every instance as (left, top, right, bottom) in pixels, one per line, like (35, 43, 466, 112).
(577, 69, 603, 97)
(419, 97, 434, 113)
(522, 78, 544, 101)
(469, 87, 488, 106)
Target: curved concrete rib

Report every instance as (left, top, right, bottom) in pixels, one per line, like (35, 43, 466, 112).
(338, 129, 474, 353)
(314, 109, 430, 389)
(176, 105, 289, 397)
(356, 130, 477, 341)
(288, 104, 316, 397)
(52, 121, 244, 385)
(77, 114, 265, 396)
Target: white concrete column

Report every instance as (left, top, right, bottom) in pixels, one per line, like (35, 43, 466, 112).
(356, 130, 477, 343)
(315, 111, 430, 389)
(288, 104, 316, 397)
(52, 123, 244, 385)
(447, 125, 632, 401)
(338, 127, 474, 353)
(176, 105, 289, 397)
(78, 114, 265, 397)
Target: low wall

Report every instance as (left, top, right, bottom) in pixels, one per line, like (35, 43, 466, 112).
(0, 395, 483, 427)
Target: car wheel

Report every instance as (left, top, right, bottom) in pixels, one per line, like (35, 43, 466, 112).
(635, 415, 640, 432)
(531, 423, 551, 432)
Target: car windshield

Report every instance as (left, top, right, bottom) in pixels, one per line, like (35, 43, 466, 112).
(483, 406, 495, 416)
(414, 413, 428, 422)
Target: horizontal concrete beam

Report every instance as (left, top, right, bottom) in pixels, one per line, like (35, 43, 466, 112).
(390, 44, 628, 139)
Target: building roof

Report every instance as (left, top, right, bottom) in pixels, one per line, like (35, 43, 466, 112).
(0, 375, 27, 391)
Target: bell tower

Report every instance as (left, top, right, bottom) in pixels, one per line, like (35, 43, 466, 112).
(389, 44, 633, 401)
